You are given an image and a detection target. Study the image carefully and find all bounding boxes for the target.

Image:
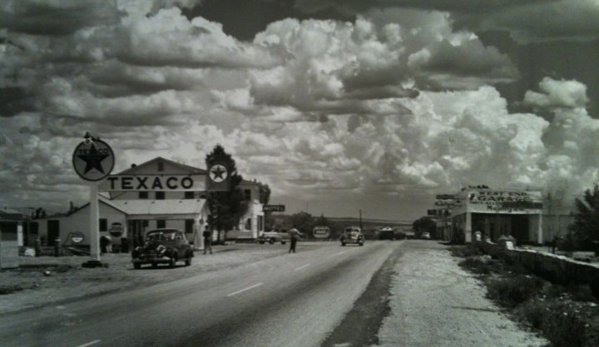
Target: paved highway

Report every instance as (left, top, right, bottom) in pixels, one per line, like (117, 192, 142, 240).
(0, 241, 401, 347)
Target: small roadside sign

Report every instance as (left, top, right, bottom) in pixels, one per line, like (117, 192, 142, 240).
(263, 205, 285, 212)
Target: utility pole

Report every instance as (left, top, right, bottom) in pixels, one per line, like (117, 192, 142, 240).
(359, 209, 363, 230)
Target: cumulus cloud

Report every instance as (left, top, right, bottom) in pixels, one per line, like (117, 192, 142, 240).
(0, 0, 120, 36)
(293, 0, 599, 43)
(477, 0, 599, 43)
(0, 0, 598, 220)
(524, 77, 589, 110)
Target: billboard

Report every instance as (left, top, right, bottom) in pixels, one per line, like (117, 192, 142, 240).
(452, 189, 543, 215)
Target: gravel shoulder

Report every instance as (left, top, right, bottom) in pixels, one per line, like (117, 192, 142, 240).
(375, 241, 548, 347)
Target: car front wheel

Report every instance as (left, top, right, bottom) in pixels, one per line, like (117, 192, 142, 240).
(185, 250, 192, 266)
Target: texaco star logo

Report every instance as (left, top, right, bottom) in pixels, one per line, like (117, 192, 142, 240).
(209, 164, 228, 183)
(72, 139, 115, 181)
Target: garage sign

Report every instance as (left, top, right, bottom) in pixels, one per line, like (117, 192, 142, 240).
(100, 174, 205, 192)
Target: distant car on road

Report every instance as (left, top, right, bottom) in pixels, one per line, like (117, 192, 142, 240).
(421, 232, 431, 239)
(378, 226, 396, 240)
(132, 228, 193, 269)
(340, 226, 364, 246)
(257, 230, 290, 244)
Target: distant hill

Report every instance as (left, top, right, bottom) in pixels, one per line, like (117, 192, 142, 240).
(327, 217, 412, 230)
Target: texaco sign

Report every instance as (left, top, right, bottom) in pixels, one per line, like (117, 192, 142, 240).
(72, 138, 115, 181)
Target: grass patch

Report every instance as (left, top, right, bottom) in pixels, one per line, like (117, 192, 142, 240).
(450, 245, 482, 258)
(486, 274, 544, 308)
(458, 256, 492, 275)
(0, 285, 25, 295)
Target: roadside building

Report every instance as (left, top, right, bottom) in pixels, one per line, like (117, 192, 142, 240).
(36, 157, 265, 251)
(433, 186, 545, 244)
(1, 208, 39, 268)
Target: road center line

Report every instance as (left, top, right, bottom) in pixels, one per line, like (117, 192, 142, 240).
(226, 283, 263, 297)
(330, 251, 347, 257)
(295, 264, 310, 271)
(76, 340, 101, 347)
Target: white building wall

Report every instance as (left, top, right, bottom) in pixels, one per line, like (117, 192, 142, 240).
(38, 158, 266, 246)
(37, 203, 127, 247)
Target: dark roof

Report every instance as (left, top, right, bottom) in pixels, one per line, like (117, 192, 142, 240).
(117, 156, 207, 175)
(0, 209, 27, 221)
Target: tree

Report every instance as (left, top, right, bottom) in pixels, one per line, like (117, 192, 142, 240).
(570, 184, 599, 246)
(258, 183, 275, 230)
(258, 182, 271, 205)
(288, 211, 314, 235)
(412, 216, 436, 237)
(205, 145, 249, 243)
(315, 213, 328, 227)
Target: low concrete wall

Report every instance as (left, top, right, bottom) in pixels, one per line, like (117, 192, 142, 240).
(474, 240, 599, 286)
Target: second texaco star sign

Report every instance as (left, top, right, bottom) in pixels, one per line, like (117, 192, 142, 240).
(72, 138, 115, 181)
(209, 164, 228, 183)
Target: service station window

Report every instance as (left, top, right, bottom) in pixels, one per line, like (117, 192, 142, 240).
(99, 218, 107, 232)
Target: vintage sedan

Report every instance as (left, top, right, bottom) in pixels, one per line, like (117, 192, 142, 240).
(340, 226, 365, 246)
(132, 228, 194, 269)
(257, 230, 290, 244)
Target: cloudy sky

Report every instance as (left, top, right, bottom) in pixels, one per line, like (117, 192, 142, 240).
(1, 0, 598, 221)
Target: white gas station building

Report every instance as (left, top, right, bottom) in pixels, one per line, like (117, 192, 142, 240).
(432, 186, 546, 244)
(36, 157, 266, 251)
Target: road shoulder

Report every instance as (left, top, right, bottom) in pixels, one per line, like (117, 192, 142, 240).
(376, 241, 547, 347)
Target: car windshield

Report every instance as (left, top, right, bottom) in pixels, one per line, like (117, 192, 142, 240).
(147, 230, 176, 241)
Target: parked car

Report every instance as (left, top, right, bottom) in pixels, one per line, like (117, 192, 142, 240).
(257, 230, 290, 244)
(340, 226, 364, 246)
(132, 228, 193, 269)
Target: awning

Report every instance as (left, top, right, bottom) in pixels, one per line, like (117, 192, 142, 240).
(102, 198, 207, 220)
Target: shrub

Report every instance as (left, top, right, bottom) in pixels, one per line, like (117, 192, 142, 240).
(459, 256, 491, 275)
(515, 298, 546, 330)
(589, 275, 599, 301)
(450, 245, 481, 258)
(486, 275, 544, 308)
(541, 302, 587, 347)
(517, 299, 590, 347)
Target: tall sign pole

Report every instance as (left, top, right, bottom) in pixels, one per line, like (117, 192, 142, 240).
(72, 133, 115, 267)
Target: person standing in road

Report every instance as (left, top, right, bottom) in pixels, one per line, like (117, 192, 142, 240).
(288, 227, 303, 253)
(203, 224, 213, 255)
